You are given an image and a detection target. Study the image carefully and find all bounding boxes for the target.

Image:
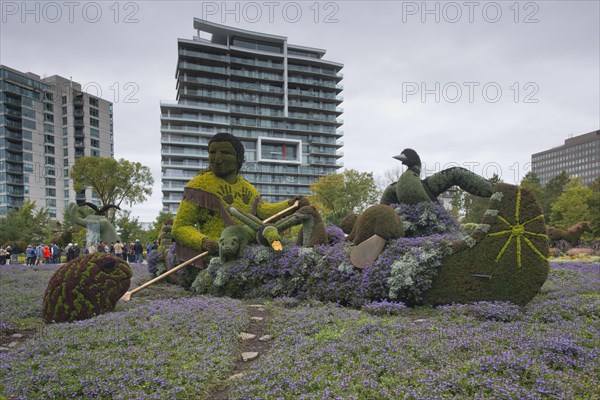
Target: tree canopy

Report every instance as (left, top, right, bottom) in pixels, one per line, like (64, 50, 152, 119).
(309, 169, 379, 225)
(71, 157, 154, 210)
(550, 178, 593, 229)
(0, 200, 57, 246)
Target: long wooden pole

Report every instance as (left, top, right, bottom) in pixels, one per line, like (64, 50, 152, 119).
(120, 251, 208, 301)
(120, 201, 301, 301)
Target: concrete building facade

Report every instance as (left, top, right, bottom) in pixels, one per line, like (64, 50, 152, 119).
(161, 19, 344, 213)
(531, 130, 600, 186)
(0, 65, 114, 219)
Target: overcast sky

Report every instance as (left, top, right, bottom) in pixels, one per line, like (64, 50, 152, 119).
(2, 0, 599, 222)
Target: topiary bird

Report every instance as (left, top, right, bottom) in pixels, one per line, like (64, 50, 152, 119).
(380, 148, 494, 206)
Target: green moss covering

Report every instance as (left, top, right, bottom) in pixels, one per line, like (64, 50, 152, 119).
(347, 204, 404, 245)
(422, 183, 549, 306)
(172, 172, 290, 253)
(42, 254, 132, 323)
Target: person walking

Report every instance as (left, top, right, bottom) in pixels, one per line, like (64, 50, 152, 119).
(35, 243, 44, 265)
(43, 244, 51, 264)
(113, 240, 124, 260)
(26, 245, 35, 265)
(134, 239, 143, 263)
(10, 243, 19, 265)
(73, 243, 80, 258)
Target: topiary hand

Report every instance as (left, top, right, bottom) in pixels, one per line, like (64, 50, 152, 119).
(240, 187, 252, 204)
(217, 185, 235, 205)
(289, 195, 310, 207)
(201, 238, 219, 255)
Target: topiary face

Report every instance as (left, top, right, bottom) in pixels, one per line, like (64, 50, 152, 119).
(209, 142, 238, 180)
(42, 253, 132, 323)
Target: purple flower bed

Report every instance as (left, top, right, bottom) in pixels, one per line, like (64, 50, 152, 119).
(196, 234, 457, 307)
(1, 297, 247, 399)
(1, 258, 598, 399)
(229, 263, 600, 399)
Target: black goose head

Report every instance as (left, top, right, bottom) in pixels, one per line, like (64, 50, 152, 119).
(393, 149, 421, 168)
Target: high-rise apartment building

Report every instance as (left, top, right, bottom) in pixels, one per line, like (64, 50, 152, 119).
(161, 19, 343, 213)
(531, 130, 600, 186)
(0, 65, 114, 219)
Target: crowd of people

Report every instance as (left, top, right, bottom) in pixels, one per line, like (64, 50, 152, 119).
(0, 240, 158, 265)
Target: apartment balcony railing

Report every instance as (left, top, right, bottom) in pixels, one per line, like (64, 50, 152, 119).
(179, 48, 230, 63)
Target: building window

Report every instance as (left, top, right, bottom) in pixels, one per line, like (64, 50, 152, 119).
(46, 188, 56, 197)
(90, 128, 100, 138)
(257, 138, 302, 164)
(44, 103, 54, 112)
(44, 134, 55, 144)
(91, 149, 100, 157)
(90, 118, 99, 127)
(45, 167, 55, 176)
(91, 139, 100, 148)
(45, 92, 54, 101)
(45, 145, 55, 154)
(44, 124, 54, 133)
(89, 97, 99, 107)
(45, 156, 55, 165)
(44, 113, 54, 122)
(90, 108, 99, 117)
(45, 177, 56, 186)
(62, 96, 67, 105)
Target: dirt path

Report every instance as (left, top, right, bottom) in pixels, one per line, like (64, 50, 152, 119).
(208, 302, 275, 400)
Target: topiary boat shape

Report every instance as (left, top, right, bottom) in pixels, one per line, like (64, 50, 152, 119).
(422, 183, 549, 306)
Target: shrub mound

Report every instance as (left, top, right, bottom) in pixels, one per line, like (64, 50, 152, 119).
(42, 253, 132, 323)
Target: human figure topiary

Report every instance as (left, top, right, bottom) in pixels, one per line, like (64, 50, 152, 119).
(171, 133, 307, 266)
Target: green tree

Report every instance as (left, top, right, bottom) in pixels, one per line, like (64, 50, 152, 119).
(540, 170, 569, 220)
(462, 174, 501, 224)
(146, 210, 175, 243)
(587, 176, 600, 236)
(71, 157, 154, 218)
(115, 210, 145, 244)
(0, 200, 52, 245)
(310, 169, 379, 225)
(520, 171, 543, 200)
(550, 178, 593, 229)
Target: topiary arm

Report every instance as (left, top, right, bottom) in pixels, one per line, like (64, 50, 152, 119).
(172, 200, 213, 252)
(65, 203, 87, 228)
(229, 207, 264, 232)
(256, 198, 292, 221)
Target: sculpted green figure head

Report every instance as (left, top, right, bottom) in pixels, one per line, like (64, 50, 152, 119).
(208, 133, 245, 183)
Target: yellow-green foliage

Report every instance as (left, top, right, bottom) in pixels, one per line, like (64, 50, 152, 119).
(172, 172, 290, 252)
(423, 183, 549, 306)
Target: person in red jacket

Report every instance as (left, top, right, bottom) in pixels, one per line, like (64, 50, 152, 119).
(43, 245, 51, 264)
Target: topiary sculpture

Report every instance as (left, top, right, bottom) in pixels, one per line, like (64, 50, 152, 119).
(42, 253, 132, 323)
(546, 221, 592, 247)
(422, 183, 549, 306)
(380, 148, 493, 205)
(347, 204, 404, 246)
(294, 206, 328, 247)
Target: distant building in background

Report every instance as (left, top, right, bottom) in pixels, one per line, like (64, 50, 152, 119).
(531, 130, 600, 186)
(0, 65, 114, 219)
(161, 19, 344, 213)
